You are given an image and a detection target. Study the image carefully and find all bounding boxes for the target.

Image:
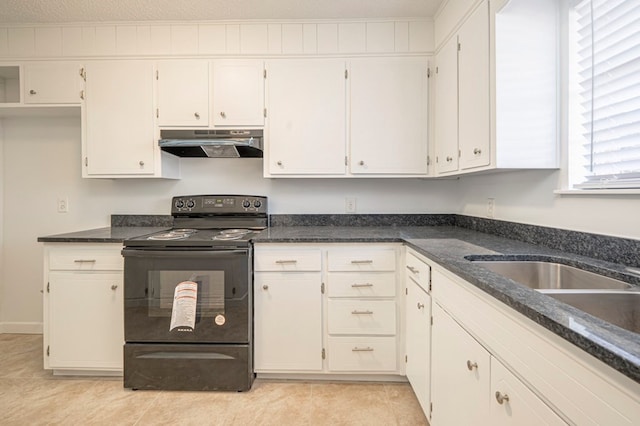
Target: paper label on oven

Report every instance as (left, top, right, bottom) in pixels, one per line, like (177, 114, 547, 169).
(169, 281, 198, 332)
(214, 314, 226, 326)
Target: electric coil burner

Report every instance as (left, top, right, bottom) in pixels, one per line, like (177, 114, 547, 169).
(122, 195, 267, 391)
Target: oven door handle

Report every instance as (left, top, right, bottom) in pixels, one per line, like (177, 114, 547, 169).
(121, 249, 248, 258)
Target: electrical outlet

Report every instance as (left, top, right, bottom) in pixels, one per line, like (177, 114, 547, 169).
(57, 197, 69, 213)
(486, 198, 495, 219)
(345, 197, 357, 213)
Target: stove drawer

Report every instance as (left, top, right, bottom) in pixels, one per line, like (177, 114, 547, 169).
(254, 248, 321, 271)
(327, 336, 397, 372)
(49, 247, 123, 271)
(328, 300, 396, 335)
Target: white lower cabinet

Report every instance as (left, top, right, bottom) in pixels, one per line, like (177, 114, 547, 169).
(430, 265, 640, 425)
(431, 302, 491, 424)
(431, 302, 565, 425)
(404, 248, 432, 418)
(43, 244, 124, 375)
(253, 243, 402, 378)
(254, 272, 323, 371)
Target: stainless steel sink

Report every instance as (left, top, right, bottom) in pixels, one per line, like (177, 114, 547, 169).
(546, 291, 640, 334)
(471, 260, 633, 291)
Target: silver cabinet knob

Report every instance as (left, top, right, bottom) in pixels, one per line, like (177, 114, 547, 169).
(417, 302, 425, 309)
(139, 161, 145, 167)
(466, 360, 478, 371)
(111, 285, 118, 290)
(220, 111, 226, 118)
(446, 156, 453, 162)
(262, 285, 269, 290)
(194, 112, 200, 119)
(359, 160, 365, 166)
(495, 391, 510, 405)
(277, 161, 283, 166)
(29, 89, 36, 95)
(473, 148, 482, 155)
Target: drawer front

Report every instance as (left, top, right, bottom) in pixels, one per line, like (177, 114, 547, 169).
(254, 249, 321, 272)
(327, 272, 396, 298)
(406, 251, 431, 293)
(327, 249, 396, 272)
(49, 248, 123, 271)
(328, 336, 397, 372)
(328, 300, 396, 335)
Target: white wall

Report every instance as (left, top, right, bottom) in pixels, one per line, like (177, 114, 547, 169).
(0, 116, 459, 329)
(457, 170, 640, 241)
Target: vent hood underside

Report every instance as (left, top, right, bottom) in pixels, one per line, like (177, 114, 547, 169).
(159, 129, 263, 158)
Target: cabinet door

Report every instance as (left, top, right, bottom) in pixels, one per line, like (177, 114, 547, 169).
(458, 0, 491, 170)
(24, 62, 83, 104)
(84, 61, 155, 175)
(431, 303, 491, 425)
(157, 60, 209, 126)
(48, 272, 123, 370)
(254, 272, 323, 371)
(491, 359, 566, 425)
(266, 59, 347, 175)
(213, 60, 264, 126)
(349, 57, 428, 175)
(405, 279, 431, 417)
(434, 35, 460, 174)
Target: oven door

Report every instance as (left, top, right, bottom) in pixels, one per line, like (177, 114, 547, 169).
(122, 248, 250, 344)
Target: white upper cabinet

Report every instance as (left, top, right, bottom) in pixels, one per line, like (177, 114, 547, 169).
(83, 60, 178, 178)
(24, 62, 84, 104)
(156, 60, 209, 127)
(434, 0, 490, 175)
(433, 0, 559, 176)
(457, 3, 491, 170)
(212, 60, 264, 126)
(266, 59, 347, 176)
(349, 57, 429, 176)
(434, 35, 460, 174)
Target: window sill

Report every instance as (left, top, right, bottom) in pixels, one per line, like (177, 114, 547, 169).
(554, 189, 640, 196)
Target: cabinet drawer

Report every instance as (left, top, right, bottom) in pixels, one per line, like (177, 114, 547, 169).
(327, 249, 396, 272)
(327, 336, 397, 372)
(328, 300, 396, 335)
(327, 272, 396, 298)
(406, 251, 431, 293)
(254, 249, 321, 271)
(49, 249, 123, 271)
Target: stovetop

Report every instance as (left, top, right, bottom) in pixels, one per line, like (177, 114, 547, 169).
(125, 228, 264, 248)
(124, 195, 268, 248)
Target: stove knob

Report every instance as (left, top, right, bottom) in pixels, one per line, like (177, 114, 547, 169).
(175, 199, 185, 209)
(253, 200, 262, 208)
(242, 200, 251, 208)
(186, 199, 196, 209)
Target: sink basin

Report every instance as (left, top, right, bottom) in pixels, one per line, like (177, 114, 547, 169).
(470, 260, 633, 291)
(547, 291, 640, 334)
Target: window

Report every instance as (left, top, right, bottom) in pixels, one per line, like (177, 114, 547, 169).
(567, 0, 640, 189)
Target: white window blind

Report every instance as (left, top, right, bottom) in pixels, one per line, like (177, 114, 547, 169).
(569, 0, 640, 189)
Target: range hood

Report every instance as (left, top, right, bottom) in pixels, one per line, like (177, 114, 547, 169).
(159, 129, 263, 158)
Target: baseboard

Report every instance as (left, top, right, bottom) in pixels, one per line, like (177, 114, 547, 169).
(0, 322, 43, 334)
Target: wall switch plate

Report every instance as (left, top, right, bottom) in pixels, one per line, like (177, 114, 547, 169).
(345, 197, 357, 213)
(57, 197, 69, 213)
(486, 198, 495, 218)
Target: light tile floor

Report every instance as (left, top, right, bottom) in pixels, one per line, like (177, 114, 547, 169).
(0, 334, 429, 425)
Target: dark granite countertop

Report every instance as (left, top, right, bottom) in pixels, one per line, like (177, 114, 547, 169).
(37, 226, 170, 243)
(254, 225, 640, 385)
(37, 219, 640, 384)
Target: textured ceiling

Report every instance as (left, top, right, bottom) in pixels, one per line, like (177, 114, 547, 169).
(0, 0, 442, 24)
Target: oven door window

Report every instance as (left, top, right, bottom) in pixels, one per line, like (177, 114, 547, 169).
(123, 249, 250, 344)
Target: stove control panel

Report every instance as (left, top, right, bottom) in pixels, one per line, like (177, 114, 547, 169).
(172, 195, 268, 215)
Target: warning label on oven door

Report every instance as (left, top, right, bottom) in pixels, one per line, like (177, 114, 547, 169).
(169, 281, 198, 332)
